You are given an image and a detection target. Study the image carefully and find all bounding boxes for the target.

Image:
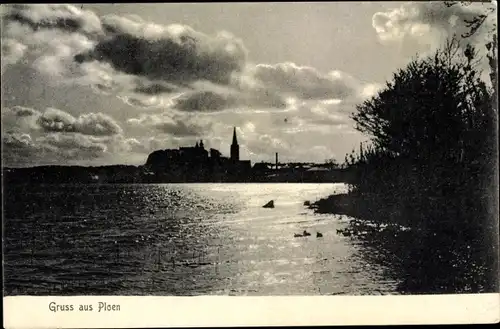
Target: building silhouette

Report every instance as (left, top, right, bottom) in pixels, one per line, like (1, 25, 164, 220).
(3, 125, 348, 184)
(144, 127, 251, 182)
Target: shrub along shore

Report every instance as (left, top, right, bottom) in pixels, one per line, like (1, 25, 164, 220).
(309, 35, 498, 294)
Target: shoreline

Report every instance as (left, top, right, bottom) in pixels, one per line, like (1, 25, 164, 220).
(3, 181, 348, 185)
(308, 191, 498, 294)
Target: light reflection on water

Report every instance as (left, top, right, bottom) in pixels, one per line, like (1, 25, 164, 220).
(4, 183, 400, 295)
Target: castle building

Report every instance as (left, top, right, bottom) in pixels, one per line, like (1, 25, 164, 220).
(145, 127, 251, 181)
(230, 127, 239, 161)
(178, 139, 208, 162)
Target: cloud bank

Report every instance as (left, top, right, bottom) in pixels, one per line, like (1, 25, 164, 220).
(8, 3, 484, 166)
(1, 4, 372, 111)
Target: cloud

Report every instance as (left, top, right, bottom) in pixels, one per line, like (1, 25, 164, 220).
(2, 105, 123, 137)
(1, 105, 132, 165)
(127, 112, 211, 137)
(1, 4, 380, 165)
(1, 4, 247, 96)
(1, 100, 362, 167)
(249, 62, 359, 100)
(2, 5, 100, 78)
(173, 90, 237, 112)
(1, 106, 42, 131)
(118, 94, 170, 108)
(122, 137, 148, 154)
(194, 97, 361, 163)
(246, 133, 292, 156)
(74, 28, 247, 86)
(171, 81, 289, 112)
(154, 120, 210, 137)
(3, 131, 35, 150)
(37, 107, 123, 136)
(133, 81, 177, 95)
(1, 38, 27, 73)
(2, 131, 109, 166)
(2, 129, 150, 167)
(360, 83, 383, 99)
(2, 105, 41, 118)
(372, 2, 496, 48)
(3, 4, 104, 36)
(37, 132, 107, 155)
(1, 104, 215, 165)
(121, 135, 189, 154)
(2, 132, 39, 167)
(372, 2, 496, 86)
(2, 4, 374, 114)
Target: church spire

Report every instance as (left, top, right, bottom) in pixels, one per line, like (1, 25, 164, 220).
(232, 127, 238, 145)
(230, 127, 240, 161)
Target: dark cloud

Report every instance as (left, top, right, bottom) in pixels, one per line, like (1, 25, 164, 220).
(74, 29, 247, 86)
(154, 120, 210, 137)
(1, 3, 369, 118)
(134, 82, 177, 95)
(6, 12, 82, 35)
(36, 108, 123, 136)
(173, 89, 287, 112)
(174, 91, 237, 112)
(2, 4, 248, 100)
(2, 4, 104, 39)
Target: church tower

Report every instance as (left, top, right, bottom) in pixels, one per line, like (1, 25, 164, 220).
(230, 127, 239, 161)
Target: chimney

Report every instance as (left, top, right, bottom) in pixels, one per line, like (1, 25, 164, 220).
(275, 152, 278, 170)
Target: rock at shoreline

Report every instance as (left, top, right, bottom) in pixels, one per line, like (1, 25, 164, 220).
(263, 200, 275, 208)
(309, 193, 354, 215)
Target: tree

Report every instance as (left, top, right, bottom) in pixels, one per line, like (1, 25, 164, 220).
(352, 38, 492, 165)
(444, 1, 497, 38)
(443, 1, 497, 89)
(324, 158, 339, 169)
(337, 2, 498, 293)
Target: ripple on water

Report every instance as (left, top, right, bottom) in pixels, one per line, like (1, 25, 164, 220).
(4, 183, 400, 295)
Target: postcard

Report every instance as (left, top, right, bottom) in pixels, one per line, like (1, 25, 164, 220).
(2, 2, 499, 328)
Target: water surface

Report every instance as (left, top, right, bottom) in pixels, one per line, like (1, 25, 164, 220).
(4, 183, 400, 295)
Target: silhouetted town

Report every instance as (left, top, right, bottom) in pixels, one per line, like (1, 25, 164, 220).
(3, 127, 351, 184)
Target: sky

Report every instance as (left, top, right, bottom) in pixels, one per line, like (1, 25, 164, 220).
(1, 2, 497, 167)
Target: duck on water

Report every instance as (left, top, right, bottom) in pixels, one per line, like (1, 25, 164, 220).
(294, 230, 323, 238)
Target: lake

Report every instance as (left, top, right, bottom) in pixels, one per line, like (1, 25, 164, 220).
(3, 183, 400, 295)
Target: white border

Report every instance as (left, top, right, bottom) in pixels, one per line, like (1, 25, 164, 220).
(3, 294, 500, 328)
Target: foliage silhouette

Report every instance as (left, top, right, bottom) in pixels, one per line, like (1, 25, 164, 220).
(324, 33, 498, 293)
